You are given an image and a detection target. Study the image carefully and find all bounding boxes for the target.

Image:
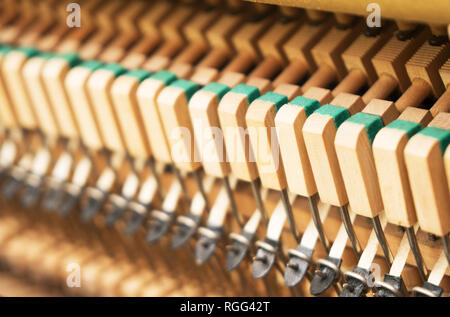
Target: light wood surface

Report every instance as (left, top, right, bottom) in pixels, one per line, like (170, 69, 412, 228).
(65, 67, 104, 151)
(55, 0, 102, 54)
(246, 98, 287, 190)
(302, 93, 363, 207)
(77, 0, 124, 60)
(166, 6, 220, 78)
(371, 27, 429, 93)
(136, 78, 173, 164)
(362, 99, 400, 125)
(189, 89, 231, 178)
(303, 113, 348, 206)
(143, 5, 197, 72)
(341, 24, 395, 85)
(97, 1, 147, 63)
(223, 15, 273, 74)
(2, 51, 37, 129)
(191, 11, 245, 85)
(428, 112, 450, 130)
(216, 79, 271, 183)
(87, 69, 127, 153)
(405, 42, 450, 98)
(281, 17, 332, 74)
(302, 87, 333, 105)
(373, 107, 430, 227)
(2, 0, 450, 298)
(120, 1, 171, 69)
(328, 92, 365, 115)
(111, 75, 153, 159)
(218, 90, 258, 182)
(22, 57, 59, 137)
(249, 18, 299, 79)
(274, 17, 332, 86)
(42, 58, 80, 139)
(445, 145, 450, 194)
(313, 24, 361, 79)
(275, 103, 317, 197)
(398, 107, 433, 127)
(0, 53, 17, 129)
(157, 85, 201, 172)
(248, 0, 450, 25)
(405, 133, 450, 236)
(335, 121, 383, 218)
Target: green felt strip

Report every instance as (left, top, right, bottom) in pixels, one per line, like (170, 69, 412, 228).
(230, 84, 260, 105)
(14, 46, 39, 58)
(57, 52, 81, 67)
(99, 63, 126, 77)
(79, 60, 103, 72)
(418, 126, 450, 154)
(0, 45, 12, 55)
(386, 120, 422, 139)
(258, 92, 288, 112)
(288, 96, 320, 117)
(202, 82, 230, 100)
(38, 52, 56, 60)
(347, 112, 383, 145)
(150, 70, 177, 86)
(314, 104, 350, 129)
(125, 69, 152, 82)
(170, 79, 199, 101)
